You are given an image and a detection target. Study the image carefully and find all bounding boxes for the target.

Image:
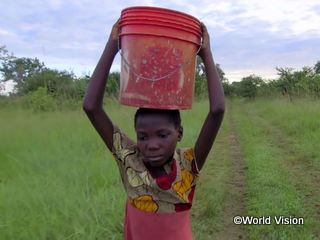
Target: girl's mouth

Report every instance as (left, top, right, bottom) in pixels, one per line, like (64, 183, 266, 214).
(146, 156, 164, 162)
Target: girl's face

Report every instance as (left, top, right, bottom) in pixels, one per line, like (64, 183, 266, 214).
(135, 113, 182, 167)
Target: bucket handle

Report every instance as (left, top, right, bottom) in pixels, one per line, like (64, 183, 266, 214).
(118, 40, 202, 82)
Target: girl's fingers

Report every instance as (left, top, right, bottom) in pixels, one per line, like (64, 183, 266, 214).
(110, 18, 121, 40)
(201, 22, 208, 34)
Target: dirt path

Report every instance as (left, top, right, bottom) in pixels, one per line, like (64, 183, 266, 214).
(214, 111, 247, 240)
(258, 117, 320, 237)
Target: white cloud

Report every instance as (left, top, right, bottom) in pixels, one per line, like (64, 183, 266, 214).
(225, 69, 278, 83)
(0, 0, 319, 81)
(0, 80, 17, 96)
(227, 0, 320, 36)
(0, 28, 16, 37)
(47, 0, 63, 9)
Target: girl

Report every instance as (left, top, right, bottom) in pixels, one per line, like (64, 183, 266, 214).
(83, 19, 225, 240)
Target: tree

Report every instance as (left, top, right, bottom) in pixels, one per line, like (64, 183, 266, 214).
(216, 63, 227, 82)
(0, 53, 45, 95)
(23, 68, 74, 97)
(106, 72, 120, 96)
(236, 75, 263, 98)
(0, 45, 15, 80)
(1, 57, 44, 82)
(194, 57, 228, 98)
(276, 67, 295, 101)
(214, 64, 233, 96)
(293, 67, 314, 96)
(0, 45, 12, 61)
(1, 46, 45, 89)
(194, 57, 207, 98)
(308, 74, 320, 98)
(196, 58, 227, 81)
(314, 61, 320, 74)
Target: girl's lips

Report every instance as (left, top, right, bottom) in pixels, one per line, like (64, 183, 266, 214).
(146, 156, 164, 162)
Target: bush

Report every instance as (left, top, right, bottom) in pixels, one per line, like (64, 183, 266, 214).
(26, 87, 56, 112)
(194, 73, 208, 99)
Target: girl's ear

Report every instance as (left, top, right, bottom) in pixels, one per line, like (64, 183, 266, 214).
(178, 126, 183, 141)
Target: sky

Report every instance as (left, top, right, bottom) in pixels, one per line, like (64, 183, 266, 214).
(1, 0, 320, 85)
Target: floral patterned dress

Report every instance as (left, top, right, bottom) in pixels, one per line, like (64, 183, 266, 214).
(112, 126, 200, 239)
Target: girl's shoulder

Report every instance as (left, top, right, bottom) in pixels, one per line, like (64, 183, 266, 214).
(176, 147, 200, 175)
(112, 125, 138, 163)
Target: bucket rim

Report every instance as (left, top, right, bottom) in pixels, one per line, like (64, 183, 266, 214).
(119, 18, 202, 35)
(119, 22, 202, 39)
(119, 32, 201, 46)
(120, 18, 201, 35)
(121, 6, 200, 24)
(120, 14, 201, 26)
(121, 13, 201, 30)
(121, 13, 200, 29)
(121, 10, 201, 26)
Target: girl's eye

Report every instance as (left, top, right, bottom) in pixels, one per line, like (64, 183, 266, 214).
(138, 136, 146, 141)
(159, 134, 168, 139)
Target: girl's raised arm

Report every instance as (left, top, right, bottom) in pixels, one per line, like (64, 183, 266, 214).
(194, 23, 225, 170)
(83, 20, 119, 151)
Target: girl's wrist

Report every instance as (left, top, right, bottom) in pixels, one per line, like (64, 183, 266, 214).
(105, 38, 118, 55)
(200, 48, 213, 63)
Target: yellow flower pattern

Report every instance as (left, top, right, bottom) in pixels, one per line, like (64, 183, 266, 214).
(183, 148, 194, 161)
(113, 132, 135, 162)
(127, 168, 144, 187)
(127, 168, 151, 187)
(130, 195, 158, 213)
(172, 169, 194, 202)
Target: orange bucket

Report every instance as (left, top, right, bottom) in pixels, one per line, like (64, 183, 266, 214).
(119, 6, 201, 109)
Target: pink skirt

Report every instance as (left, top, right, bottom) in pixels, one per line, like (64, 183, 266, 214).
(124, 201, 193, 240)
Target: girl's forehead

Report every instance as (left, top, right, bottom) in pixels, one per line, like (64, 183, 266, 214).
(135, 114, 175, 130)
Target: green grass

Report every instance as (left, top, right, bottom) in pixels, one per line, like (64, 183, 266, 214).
(0, 108, 125, 239)
(190, 102, 232, 239)
(231, 98, 319, 239)
(0, 98, 319, 239)
(244, 98, 320, 168)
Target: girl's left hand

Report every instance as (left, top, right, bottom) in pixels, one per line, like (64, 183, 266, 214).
(108, 18, 120, 45)
(198, 22, 211, 57)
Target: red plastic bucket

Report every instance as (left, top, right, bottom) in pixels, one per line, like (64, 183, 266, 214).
(119, 6, 201, 109)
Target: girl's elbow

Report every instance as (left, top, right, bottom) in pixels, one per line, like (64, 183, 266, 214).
(214, 108, 225, 115)
(82, 104, 90, 112)
(82, 102, 97, 112)
(82, 100, 104, 114)
(211, 105, 225, 115)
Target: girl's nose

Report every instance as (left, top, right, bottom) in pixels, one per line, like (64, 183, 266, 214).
(147, 140, 160, 150)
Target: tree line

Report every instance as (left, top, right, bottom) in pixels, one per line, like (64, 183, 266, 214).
(195, 57, 320, 100)
(1, 45, 319, 111)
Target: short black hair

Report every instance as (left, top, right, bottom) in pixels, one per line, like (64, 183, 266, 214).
(134, 108, 181, 129)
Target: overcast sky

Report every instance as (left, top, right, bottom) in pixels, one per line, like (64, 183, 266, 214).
(1, 0, 320, 82)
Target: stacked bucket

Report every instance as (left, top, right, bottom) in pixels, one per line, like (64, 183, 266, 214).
(119, 6, 202, 109)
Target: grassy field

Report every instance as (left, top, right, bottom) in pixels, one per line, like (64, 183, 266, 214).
(0, 98, 319, 239)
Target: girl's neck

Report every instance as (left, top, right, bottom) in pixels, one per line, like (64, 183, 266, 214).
(145, 156, 173, 178)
